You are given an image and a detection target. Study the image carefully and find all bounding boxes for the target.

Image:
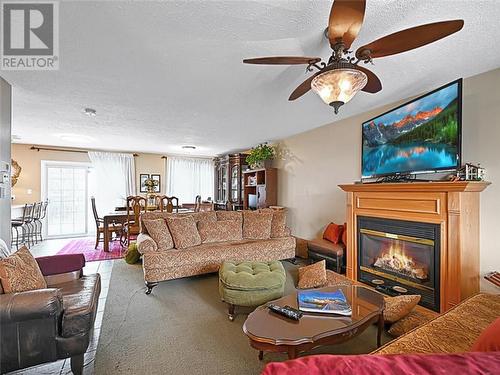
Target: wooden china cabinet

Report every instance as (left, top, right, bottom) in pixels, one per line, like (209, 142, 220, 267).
(213, 153, 249, 210)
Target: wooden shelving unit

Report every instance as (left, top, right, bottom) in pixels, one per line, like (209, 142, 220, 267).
(243, 168, 277, 210)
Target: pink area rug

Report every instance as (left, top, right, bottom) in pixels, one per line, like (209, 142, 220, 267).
(56, 238, 125, 262)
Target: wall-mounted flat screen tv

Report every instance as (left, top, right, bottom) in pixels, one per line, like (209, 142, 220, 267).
(361, 79, 462, 179)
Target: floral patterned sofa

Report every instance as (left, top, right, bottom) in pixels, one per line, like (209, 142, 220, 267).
(136, 210, 295, 294)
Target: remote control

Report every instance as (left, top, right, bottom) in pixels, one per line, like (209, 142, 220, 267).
(268, 304, 303, 321)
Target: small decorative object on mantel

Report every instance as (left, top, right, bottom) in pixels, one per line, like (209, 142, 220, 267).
(11, 159, 21, 187)
(246, 143, 275, 170)
(456, 163, 486, 181)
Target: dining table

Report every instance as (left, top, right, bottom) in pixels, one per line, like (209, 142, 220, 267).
(102, 207, 195, 252)
(102, 211, 128, 252)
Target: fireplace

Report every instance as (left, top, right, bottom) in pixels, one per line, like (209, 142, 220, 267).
(357, 216, 440, 311)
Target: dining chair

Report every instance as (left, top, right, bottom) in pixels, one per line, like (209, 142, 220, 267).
(194, 195, 202, 212)
(157, 195, 179, 213)
(91, 197, 122, 249)
(124, 196, 147, 245)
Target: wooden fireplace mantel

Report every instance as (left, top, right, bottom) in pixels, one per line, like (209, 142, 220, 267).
(339, 181, 490, 312)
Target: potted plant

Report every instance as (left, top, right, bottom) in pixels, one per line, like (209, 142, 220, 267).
(246, 144, 275, 169)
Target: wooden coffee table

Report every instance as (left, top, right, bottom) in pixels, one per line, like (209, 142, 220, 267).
(242, 285, 385, 360)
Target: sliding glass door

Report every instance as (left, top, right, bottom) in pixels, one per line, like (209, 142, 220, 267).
(42, 162, 90, 238)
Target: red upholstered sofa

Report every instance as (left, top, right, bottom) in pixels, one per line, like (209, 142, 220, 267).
(261, 352, 500, 375)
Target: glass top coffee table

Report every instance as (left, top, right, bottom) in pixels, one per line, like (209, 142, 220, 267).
(242, 285, 385, 360)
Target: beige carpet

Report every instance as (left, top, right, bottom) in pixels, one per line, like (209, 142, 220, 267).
(94, 260, 390, 375)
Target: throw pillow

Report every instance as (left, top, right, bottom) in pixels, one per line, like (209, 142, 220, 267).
(341, 222, 347, 245)
(216, 211, 243, 222)
(383, 295, 421, 323)
(388, 308, 439, 337)
(198, 220, 243, 243)
(191, 211, 217, 225)
(242, 210, 273, 240)
(143, 218, 174, 251)
(0, 246, 47, 293)
(323, 222, 344, 244)
(260, 208, 288, 238)
(471, 318, 500, 352)
(166, 215, 202, 249)
(298, 260, 327, 289)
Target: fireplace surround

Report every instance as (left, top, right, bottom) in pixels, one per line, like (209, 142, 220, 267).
(340, 181, 489, 312)
(357, 216, 440, 311)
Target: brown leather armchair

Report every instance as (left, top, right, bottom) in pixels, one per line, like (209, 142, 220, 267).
(0, 253, 101, 375)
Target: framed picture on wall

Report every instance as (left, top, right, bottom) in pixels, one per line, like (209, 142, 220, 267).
(151, 174, 161, 193)
(139, 174, 150, 193)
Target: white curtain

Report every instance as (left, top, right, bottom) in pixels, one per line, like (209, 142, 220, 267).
(166, 157, 214, 204)
(88, 152, 136, 216)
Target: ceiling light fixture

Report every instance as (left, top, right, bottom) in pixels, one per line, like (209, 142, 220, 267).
(83, 108, 97, 117)
(182, 145, 196, 150)
(311, 65, 367, 114)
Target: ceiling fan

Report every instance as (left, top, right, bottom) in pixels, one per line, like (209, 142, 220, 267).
(243, 0, 464, 114)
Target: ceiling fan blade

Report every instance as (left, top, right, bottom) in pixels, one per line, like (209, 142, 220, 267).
(328, 0, 366, 49)
(288, 73, 318, 101)
(243, 56, 322, 65)
(288, 66, 336, 101)
(355, 65, 382, 93)
(355, 20, 464, 60)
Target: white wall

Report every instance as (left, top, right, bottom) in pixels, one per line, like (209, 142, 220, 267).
(275, 68, 500, 292)
(0, 77, 12, 245)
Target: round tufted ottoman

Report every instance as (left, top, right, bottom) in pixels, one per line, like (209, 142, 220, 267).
(219, 261, 286, 321)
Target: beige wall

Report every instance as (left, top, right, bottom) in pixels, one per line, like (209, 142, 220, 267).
(134, 153, 165, 194)
(11, 144, 165, 204)
(274, 68, 500, 292)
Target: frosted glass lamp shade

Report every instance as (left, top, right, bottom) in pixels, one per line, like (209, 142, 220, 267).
(311, 68, 368, 113)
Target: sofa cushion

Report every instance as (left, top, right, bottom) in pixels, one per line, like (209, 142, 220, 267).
(192, 211, 217, 224)
(141, 237, 296, 282)
(166, 215, 202, 249)
(388, 308, 439, 337)
(243, 210, 272, 240)
(143, 218, 174, 251)
(198, 220, 242, 243)
(373, 293, 500, 355)
(0, 246, 47, 293)
(383, 295, 421, 323)
(216, 211, 242, 222)
(260, 208, 288, 238)
(471, 317, 500, 352)
(60, 274, 101, 337)
(307, 238, 345, 257)
(298, 260, 327, 289)
(323, 222, 344, 244)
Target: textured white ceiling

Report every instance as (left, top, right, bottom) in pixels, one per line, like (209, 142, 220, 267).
(2, 0, 500, 156)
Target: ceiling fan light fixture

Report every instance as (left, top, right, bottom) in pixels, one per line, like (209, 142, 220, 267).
(311, 68, 368, 113)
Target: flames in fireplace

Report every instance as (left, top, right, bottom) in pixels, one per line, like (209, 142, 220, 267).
(373, 242, 428, 280)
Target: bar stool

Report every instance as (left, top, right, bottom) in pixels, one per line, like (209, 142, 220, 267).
(11, 204, 33, 249)
(34, 200, 48, 243)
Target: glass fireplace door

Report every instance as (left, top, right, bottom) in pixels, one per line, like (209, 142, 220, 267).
(359, 229, 434, 289)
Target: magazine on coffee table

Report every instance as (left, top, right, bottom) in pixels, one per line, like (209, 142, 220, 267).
(297, 289, 352, 316)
